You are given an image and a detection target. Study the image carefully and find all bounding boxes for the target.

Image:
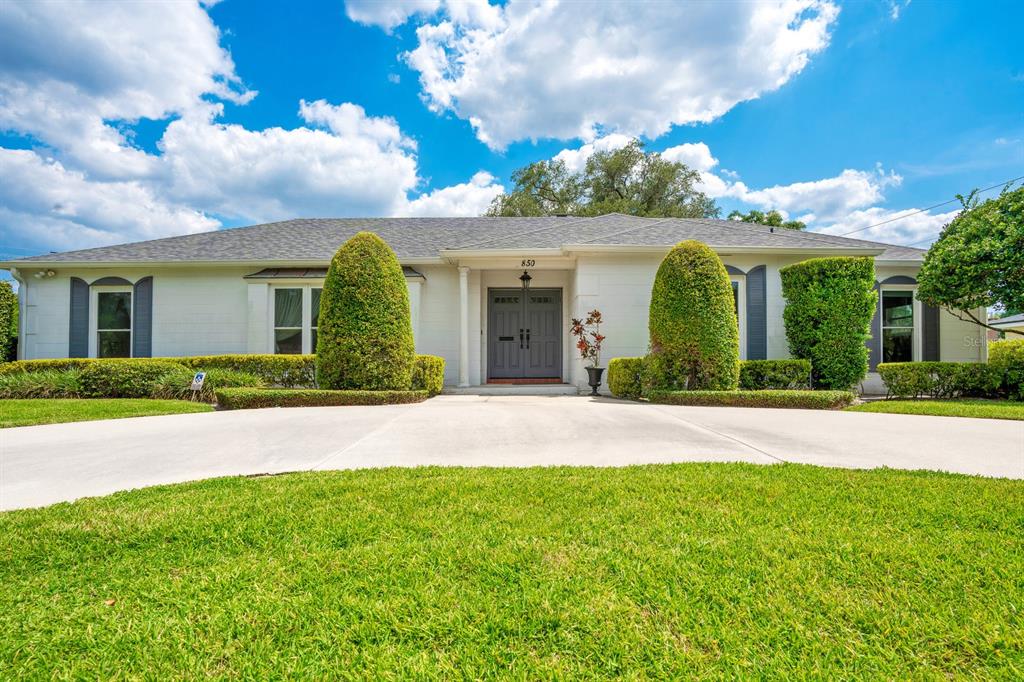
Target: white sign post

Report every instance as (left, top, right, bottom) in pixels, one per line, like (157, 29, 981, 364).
(190, 371, 206, 401)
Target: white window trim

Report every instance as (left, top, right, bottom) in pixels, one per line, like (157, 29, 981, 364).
(269, 283, 323, 354)
(89, 285, 133, 358)
(731, 276, 747, 361)
(879, 284, 922, 363)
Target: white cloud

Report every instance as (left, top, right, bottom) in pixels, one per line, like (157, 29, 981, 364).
(389, 0, 839, 148)
(552, 134, 633, 172)
(402, 171, 504, 216)
(345, 0, 441, 31)
(814, 206, 958, 247)
(0, 149, 219, 253)
(660, 143, 719, 173)
(0, 0, 252, 178)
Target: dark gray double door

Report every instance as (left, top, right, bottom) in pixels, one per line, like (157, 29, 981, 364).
(488, 288, 562, 379)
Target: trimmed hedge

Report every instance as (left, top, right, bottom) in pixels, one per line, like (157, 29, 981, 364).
(646, 240, 740, 391)
(0, 280, 16, 363)
(780, 257, 876, 390)
(78, 360, 189, 398)
(215, 388, 428, 409)
(149, 368, 266, 402)
(990, 339, 1024, 400)
(877, 362, 1000, 399)
(0, 369, 82, 399)
(1, 358, 145, 374)
(608, 357, 644, 400)
(738, 359, 812, 390)
(411, 355, 445, 396)
(647, 389, 856, 410)
(316, 232, 415, 391)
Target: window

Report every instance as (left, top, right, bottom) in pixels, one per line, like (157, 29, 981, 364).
(272, 286, 322, 354)
(731, 281, 739, 317)
(882, 290, 914, 363)
(97, 290, 132, 358)
(274, 288, 303, 354)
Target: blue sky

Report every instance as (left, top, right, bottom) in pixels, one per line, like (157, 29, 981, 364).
(0, 0, 1021, 268)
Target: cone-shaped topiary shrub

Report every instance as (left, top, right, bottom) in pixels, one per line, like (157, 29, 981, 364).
(316, 232, 415, 390)
(780, 256, 876, 390)
(645, 240, 740, 391)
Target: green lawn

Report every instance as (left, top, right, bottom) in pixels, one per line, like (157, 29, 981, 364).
(847, 398, 1024, 420)
(2, 465, 1021, 678)
(0, 398, 213, 428)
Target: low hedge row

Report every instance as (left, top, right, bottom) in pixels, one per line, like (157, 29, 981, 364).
(608, 357, 644, 400)
(990, 339, 1024, 400)
(877, 362, 1001, 399)
(214, 388, 429, 409)
(738, 360, 811, 390)
(647, 389, 856, 410)
(411, 355, 445, 396)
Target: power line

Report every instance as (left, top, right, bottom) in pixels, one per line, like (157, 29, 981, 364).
(837, 173, 1024, 237)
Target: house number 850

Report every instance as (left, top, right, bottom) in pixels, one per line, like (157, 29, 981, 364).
(521, 259, 536, 267)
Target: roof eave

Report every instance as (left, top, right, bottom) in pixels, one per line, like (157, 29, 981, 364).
(562, 244, 886, 256)
(0, 256, 447, 269)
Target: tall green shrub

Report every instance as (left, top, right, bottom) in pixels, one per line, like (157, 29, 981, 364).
(0, 280, 16, 363)
(315, 232, 415, 390)
(646, 240, 739, 391)
(780, 257, 877, 389)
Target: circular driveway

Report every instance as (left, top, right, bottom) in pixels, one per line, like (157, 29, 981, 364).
(2, 395, 1022, 510)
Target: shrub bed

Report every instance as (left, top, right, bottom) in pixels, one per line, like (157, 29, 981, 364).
(177, 354, 314, 387)
(647, 389, 856, 410)
(149, 368, 266, 402)
(411, 355, 445, 396)
(877, 362, 1001, 399)
(738, 360, 812, 390)
(989, 339, 1024, 400)
(215, 388, 428, 409)
(608, 357, 644, 399)
(0, 369, 83, 398)
(78, 360, 190, 398)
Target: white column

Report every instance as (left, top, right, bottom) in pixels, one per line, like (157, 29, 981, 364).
(458, 265, 470, 387)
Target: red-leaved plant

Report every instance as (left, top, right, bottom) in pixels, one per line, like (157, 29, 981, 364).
(570, 309, 605, 367)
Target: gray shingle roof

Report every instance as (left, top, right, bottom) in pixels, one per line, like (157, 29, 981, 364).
(4, 214, 924, 264)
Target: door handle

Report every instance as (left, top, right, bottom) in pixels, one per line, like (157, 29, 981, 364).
(526, 329, 531, 348)
(519, 328, 524, 349)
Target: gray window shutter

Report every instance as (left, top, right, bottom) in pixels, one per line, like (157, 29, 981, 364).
(133, 276, 153, 358)
(69, 277, 89, 358)
(922, 302, 940, 361)
(746, 265, 767, 360)
(867, 282, 881, 370)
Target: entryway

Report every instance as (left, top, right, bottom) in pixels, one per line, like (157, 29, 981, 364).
(487, 288, 562, 381)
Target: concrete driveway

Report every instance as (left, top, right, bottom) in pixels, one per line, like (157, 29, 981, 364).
(2, 395, 1022, 510)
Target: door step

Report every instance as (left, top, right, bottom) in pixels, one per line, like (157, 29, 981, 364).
(443, 383, 579, 396)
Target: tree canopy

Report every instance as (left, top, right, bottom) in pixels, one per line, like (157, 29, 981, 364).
(728, 209, 806, 230)
(917, 185, 1024, 336)
(485, 140, 719, 218)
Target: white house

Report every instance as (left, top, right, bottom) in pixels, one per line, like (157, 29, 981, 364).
(1, 214, 987, 393)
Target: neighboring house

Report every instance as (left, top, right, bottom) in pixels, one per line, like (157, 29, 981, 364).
(989, 313, 1024, 338)
(1, 214, 987, 393)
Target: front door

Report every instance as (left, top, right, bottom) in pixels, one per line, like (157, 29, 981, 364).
(488, 288, 562, 380)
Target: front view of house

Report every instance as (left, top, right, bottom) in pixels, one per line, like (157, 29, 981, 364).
(2, 214, 987, 392)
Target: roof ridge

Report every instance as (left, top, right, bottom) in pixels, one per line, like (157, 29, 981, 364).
(449, 215, 593, 249)
(578, 216, 677, 244)
(687, 216, 919, 252)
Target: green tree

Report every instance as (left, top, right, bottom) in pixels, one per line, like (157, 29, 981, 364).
(486, 140, 719, 218)
(644, 240, 739, 391)
(917, 185, 1024, 336)
(315, 232, 415, 390)
(728, 209, 806, 230)
(780, 257, 877, 389)
(0, 280, 16, 363)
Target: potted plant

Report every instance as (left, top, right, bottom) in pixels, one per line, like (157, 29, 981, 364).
(571, 310, 606, 395)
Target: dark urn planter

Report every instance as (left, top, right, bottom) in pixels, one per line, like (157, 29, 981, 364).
(585, 366, 605, 396)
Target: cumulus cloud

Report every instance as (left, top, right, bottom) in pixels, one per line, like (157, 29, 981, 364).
(402, 171, 504, 216)
(552, 134, 633, 172)
(0, 0, 252, 178)
(345, 0, 441, 31)
(0, 149, 219, 254)
(815, 206, 959, 247)
(378, 0, 839, 148)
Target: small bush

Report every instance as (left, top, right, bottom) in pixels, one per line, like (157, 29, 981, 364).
(990, 339, 1024, 400)
(215, 388, 428, 409)
(0, 369, 82, 398)
(608, 357, 643, 400)
(780, 257, 876, 390)
(646, 240, 740, 392)
(78, 360, 189, 398)
(316, 232, 415, 390)
(177, 354, 314, 388)
(877, 362, 1001, 399)
(149, 368, 266, 402)
(0, 280, 16, 363)
(1, 358, 111, 374)
(647, 389, 856, 410)
(411, 355, 445, 396)
(738, 360, 812, 390)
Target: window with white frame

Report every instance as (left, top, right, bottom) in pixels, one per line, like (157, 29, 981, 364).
(95, 289, 132, 358)
(881, 289, 915, 363)
(729, 276, 746, 360)
(273, 285, 322, 354)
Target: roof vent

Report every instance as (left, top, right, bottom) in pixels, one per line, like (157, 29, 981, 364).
(555, 212, 569, 217)
(769, 227, 775, 233)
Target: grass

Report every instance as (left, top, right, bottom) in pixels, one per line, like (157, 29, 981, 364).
(847, 398, 1024, 420)
(0, 398, 213, 428)
(1, 465, 1021, 678)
